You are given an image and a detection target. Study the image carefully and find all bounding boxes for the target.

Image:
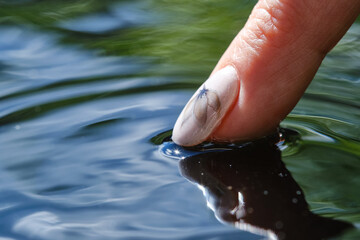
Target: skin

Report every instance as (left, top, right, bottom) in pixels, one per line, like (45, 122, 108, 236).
(206, 0, 360, 142)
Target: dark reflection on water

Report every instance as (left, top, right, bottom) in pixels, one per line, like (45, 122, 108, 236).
(177, 140, 352, 239)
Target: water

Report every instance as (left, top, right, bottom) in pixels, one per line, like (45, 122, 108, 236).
(0, 0, 359, 239)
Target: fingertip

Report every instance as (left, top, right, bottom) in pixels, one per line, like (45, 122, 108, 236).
(172, 66, 239, 146)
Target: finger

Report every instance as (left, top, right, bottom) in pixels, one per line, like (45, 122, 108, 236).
(173, 0, 360, 146)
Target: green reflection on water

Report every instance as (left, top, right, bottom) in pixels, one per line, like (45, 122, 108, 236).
(0, 0, 116, 26)
(0, 0, 255, 78)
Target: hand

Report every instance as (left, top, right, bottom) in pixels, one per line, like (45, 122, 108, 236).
(173, 0, 360, 146)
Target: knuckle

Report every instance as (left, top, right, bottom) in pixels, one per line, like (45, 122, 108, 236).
(246, 0, 303, 48)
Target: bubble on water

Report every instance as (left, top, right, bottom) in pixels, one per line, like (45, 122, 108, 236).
(275, 221, 284, 229)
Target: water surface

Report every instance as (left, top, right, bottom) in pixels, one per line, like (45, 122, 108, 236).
(0, 0, 359, 239)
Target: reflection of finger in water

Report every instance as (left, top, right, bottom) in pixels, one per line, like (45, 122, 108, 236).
(179, 141, 353, 240)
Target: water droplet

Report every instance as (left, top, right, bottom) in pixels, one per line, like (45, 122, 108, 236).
(275, 221, 284, 229)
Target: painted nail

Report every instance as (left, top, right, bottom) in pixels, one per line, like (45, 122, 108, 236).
(172, 66, 239, 146)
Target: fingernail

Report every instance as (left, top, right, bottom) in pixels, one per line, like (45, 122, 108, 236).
(172, 66, 239, 146)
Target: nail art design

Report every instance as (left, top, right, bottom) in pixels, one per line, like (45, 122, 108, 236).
(181, 85, 221, 126)
(173, 66, 239, 146)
